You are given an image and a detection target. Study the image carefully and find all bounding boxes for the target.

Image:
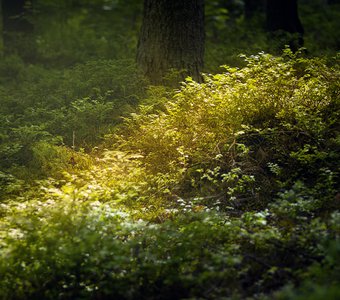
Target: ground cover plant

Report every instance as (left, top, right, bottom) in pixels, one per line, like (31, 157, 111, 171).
(0, 49, 339, 299)
(0, 0, 339, 299)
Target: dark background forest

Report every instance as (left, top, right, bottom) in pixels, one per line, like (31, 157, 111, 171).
(0, 1, 339, 299)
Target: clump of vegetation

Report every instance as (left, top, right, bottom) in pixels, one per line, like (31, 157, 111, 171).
(118, 51, 339, 210)
(0, 0, 339, 298)
(0, 52, 339, 299)
(0, 57, 147, 181)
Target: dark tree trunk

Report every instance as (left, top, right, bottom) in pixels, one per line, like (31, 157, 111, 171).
(137, 0, 205, 84)
(1, 0, 34, 60)
(266, 0, 304, 51)
(244, 0, 264, 20)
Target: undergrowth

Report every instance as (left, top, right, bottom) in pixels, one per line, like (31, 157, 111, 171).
(0, 51, 339, 299)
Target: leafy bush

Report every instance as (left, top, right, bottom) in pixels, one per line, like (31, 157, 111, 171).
(116, 51, 339, 210)
(0, 57, 147, 179)
(0, 51, 338, 300)
(0, 180, 338, 299)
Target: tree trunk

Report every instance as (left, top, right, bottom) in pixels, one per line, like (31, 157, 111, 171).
(244, 0, 264, 20)
(266, 0, 304, 51)
(137, 0, 205, 84)
(1, 0, 34, 60)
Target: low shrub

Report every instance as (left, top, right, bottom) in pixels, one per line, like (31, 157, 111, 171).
(116, 51, 339, 210)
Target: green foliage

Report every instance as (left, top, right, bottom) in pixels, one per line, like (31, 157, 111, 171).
(3, 53, 336, 299)
(0, 180, 338, 299)
(205, 0, 340, 70)
(22, 0, 143, 66)
(300, 1, 340, 55)
(0, 57, 147, 179)
(117, 52, 339, 211)
(0, 8, 339, 296)
(0, 0, 339, 298)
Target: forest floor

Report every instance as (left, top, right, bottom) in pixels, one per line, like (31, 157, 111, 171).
(0, 51, 339, 300)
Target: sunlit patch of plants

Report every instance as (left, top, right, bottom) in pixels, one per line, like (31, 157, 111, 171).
(0, 51, 339, 299)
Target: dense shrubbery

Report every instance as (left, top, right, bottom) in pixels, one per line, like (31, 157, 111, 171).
(0, 0, 339, 297)
(0, 57, 147, 181)
(117, 51, 339, 209)
(1, 196, 339, 299)
(0, 52, 339, 299)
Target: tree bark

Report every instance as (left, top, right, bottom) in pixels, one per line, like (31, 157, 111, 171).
(136, 0, 205, 84)
(244, 0, 264, 20)
(266, 0, 304, 51)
